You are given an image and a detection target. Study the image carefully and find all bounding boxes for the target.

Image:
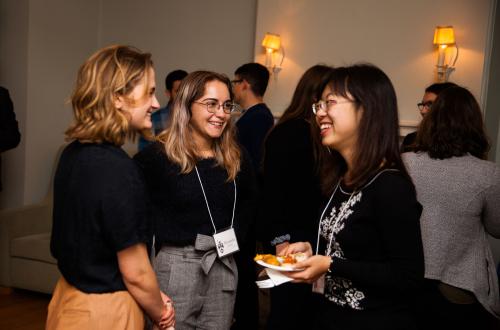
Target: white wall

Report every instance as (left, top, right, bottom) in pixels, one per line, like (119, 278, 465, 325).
(24, 0, 101, 206)
(255, 0, 500, 263)
(0, 0, 256, 208)
(0, 0, 496, 209)
(255, 0, 494, 127)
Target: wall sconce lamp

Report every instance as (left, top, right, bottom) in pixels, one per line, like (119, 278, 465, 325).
(433, 26, 459, 82)
(262, 32, 285, 76)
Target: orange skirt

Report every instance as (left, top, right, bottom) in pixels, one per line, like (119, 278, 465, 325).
(46, 277, 144, 330)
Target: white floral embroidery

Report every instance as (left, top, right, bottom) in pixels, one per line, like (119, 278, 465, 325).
(320, 191, 365, 309)
(325, 275, 365, 309)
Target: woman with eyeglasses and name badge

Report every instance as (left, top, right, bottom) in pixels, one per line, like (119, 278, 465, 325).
(134, 71, 257, 330)
(281, 64, 424, 330)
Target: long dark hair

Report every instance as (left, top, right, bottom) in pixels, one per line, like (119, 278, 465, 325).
(274, 65, 333, 174)
(415, 86, 490, 160)
(321, 64, 411, 191)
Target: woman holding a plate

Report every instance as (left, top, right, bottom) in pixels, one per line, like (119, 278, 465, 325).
(282, 64, 424, 330)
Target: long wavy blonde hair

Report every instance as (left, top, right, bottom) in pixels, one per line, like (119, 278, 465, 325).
(66, 45, 153, 145)
(158, 71, 241, 181)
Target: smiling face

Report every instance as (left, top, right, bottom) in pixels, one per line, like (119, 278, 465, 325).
(115, 68, 159, 131)
(315, 85, 361, 159)
(189, 79, 231, 149)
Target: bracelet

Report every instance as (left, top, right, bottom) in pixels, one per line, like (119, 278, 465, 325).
(327, 257, 333, 273)
(270, 234, 291, 246)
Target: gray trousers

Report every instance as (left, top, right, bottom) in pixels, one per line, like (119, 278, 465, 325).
(154, 234, 238, 330)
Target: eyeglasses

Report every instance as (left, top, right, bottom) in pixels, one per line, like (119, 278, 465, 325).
(312, 99, 353, 115)
(194, 100, 238, 114)
(231, 79, 243, 85)
(417, 101, 433, 111)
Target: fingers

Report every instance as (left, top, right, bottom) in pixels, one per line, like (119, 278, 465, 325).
(275, 242, 290, 256)
(281, 242, 307, 255)
(159, 300, 175, 327)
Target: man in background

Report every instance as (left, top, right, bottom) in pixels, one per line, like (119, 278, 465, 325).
(401, 82, 457, 152)
(138, 69, 188, 151)
(231, 62, 274, 330)
(0, 86, 21, 192)
(232, 63, 274, 172)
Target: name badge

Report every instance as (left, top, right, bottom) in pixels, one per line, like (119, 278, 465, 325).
(213, 228, 239, 258)
(312, 274, 325, 294)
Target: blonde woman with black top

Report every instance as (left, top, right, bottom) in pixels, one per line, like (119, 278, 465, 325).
(47, 45, 174, 329)
(283, 64, 424, 330)
(134, 71, 257, 330)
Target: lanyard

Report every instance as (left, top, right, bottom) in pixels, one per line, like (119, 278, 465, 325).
(315, 180, 357, 256)
(194, 165, 236, 234)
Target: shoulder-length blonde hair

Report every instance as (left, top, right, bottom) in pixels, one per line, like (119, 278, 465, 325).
(66, 44, 153, 145)
(158, 71, 241, 181)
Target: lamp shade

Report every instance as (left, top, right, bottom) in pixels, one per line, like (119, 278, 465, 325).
(433, 26, 455, 45)
(262, 33, 281, 51)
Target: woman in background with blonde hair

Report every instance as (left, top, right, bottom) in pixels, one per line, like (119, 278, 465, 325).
(47, 45, 174, 329)
(134, 71, 257, 329)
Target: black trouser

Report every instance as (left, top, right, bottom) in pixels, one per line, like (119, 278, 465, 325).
(413, 280, 499, 330)
(266, 283, 316, 330)
(231, 240, 259, 330)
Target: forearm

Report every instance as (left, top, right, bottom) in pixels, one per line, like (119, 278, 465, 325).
(118, 244, 168, 325)
(122, 267, 166, 324)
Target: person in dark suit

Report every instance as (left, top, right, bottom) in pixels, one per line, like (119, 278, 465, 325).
(0, 86, 21, 191)
(231, 62, 274, 330)
(232, 62, 274, 173)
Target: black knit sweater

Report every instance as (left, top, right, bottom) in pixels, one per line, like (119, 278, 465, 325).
(134, 142, 257, 247)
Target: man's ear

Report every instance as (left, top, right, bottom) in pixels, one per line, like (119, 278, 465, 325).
(241, 79, 250, 91)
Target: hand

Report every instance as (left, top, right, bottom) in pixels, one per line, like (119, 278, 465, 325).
(280, 241, 313, 257)
(285, 255, 331, 284)
(275, 242, 289, 256)
(153, 324, 175, 330)
(158, 291, 175, 329)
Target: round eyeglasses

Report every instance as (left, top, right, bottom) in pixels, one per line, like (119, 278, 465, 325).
(312, 99, 353, 115)
(417, 101, 433, 111)
(194, 100, 238, 114)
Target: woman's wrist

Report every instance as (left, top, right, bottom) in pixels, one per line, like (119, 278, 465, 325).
(155, 304, 168, 325)
(324, 256, 333, 273)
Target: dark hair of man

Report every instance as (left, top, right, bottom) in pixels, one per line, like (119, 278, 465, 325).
(425, 81, 458, 95)
(234, 62, 270, 97)
(321, 64, 412, 192)
(415, 86, 490, 160)
(274, 64, 333, 175)
(165, 69, 188, 91)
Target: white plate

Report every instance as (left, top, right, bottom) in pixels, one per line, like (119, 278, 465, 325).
(255, 259, 303, 272)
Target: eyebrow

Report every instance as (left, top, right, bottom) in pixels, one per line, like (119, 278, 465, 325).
(201, 97, 231, 103)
